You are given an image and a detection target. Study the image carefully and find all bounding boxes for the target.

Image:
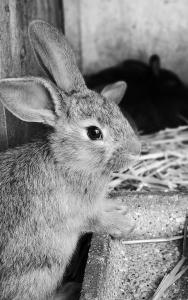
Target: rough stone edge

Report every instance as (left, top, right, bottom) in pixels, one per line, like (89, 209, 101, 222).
(80, 192, 188, 300)
(80, 233, 110, 300)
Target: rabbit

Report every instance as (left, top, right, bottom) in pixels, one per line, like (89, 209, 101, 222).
(0, 20, 141, 300)
(147, 54, 188, 129)
(85, 54, 188, 133)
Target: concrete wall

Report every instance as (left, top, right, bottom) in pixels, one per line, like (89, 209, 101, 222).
(64, 0, 188, 83)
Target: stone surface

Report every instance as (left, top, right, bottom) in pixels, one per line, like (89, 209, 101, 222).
(80, 192, 188, 300)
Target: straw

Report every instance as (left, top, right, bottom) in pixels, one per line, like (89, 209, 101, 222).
(110, 126, 188, 193)
(151, 213, 188, 300)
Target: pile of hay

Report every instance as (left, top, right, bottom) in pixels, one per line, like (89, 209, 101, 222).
(110, 126, 188, 192)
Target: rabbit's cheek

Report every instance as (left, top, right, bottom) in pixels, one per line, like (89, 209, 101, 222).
(71, 144, 105, 171)
(77, 147, 92, 163)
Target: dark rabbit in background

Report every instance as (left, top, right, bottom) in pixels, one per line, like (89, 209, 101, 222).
(0, 20, 140, 300)
(86, 54, 188, 133)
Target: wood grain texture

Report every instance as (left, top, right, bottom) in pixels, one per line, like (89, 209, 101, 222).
(63, 0, 82, 70)
(0, 0, 64, 150)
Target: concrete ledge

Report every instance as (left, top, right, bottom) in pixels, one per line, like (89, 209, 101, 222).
(81, 192, 188, 300)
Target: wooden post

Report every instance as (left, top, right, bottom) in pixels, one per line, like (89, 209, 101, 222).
(0, 0, 64, 150)
(63, 0, 82, 70)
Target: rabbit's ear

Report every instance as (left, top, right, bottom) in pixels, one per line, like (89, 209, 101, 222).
(29, 20, 86, 93)
(0, 77, 62, 126)
(101, 81, 127, 105)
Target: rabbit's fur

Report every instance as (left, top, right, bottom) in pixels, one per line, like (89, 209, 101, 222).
(0, 20, 140, 300)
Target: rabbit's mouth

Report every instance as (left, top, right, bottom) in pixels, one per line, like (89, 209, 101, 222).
(125, 154, 140, 168)
(112, 160, 137, 174)
(106, 140, 141, 173)
(113, 158, 138, 173)
(106, 155, 138, 175)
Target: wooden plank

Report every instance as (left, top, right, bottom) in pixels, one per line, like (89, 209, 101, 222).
(0, 102, 8, 151)
(0, 0, 10, 150)
(0, 0, 64, 149)
(63, 0, 82, 70)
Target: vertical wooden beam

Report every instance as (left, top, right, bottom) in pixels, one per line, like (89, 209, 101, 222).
(0, 0, 64, 150)
(0, 1, 11, 150)
(63, 0, 82, 70)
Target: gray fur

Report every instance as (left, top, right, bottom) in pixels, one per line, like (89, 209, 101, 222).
(0, 20, 140, 299)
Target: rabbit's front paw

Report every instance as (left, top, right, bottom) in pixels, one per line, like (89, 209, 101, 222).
(99, 199, 135, 239)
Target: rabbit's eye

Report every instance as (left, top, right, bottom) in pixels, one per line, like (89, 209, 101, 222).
(87, 126, 103, 140)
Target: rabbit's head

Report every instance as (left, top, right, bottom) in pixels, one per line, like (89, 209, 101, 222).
(0, 20, 140, 176)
